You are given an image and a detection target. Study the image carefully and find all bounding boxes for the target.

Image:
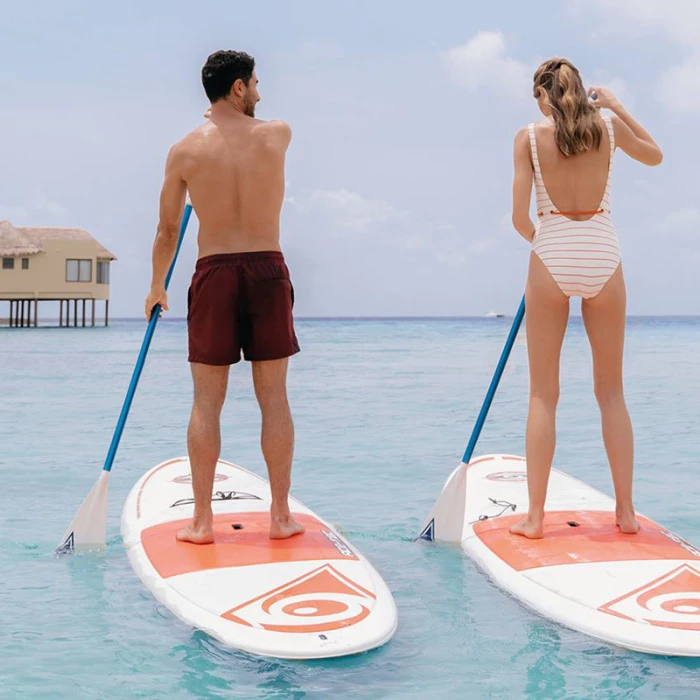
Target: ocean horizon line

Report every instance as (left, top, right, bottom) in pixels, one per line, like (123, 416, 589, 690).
(107, 314, 700, 322)
(3, 314, 700, 325)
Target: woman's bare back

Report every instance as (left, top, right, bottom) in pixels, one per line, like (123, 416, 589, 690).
(532, 115, 613, 221)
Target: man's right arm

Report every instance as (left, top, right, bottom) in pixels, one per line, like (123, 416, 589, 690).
(144, 142, 188, 319)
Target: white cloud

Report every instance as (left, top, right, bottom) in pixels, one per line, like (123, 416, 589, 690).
(0, 205, 30, 221)
(578, 0, 700, 44)
(467, 237, 498, 254)
(286, 187, 500, 265)
(441, 31, 530, 99)
(0, 190, 66, 224)
(667, 207, 700, 227)
(299, 40, 342, 62)
(289, 188, 404, 234)
(658, 55, 700, 115)
(578, 0, 700, 115)
(31, 190, 66, 217)
(435, 236, 500, 268)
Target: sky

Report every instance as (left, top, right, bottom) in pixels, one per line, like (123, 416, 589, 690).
(1, 0, 698, 317)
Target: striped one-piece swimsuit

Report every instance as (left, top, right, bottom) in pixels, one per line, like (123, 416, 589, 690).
(529, 115, 620, 299)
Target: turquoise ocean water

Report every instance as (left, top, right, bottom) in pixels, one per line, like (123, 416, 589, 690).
(2, 317, 700, 699)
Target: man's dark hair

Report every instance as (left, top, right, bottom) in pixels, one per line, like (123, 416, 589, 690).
(202, 51, 255, 103)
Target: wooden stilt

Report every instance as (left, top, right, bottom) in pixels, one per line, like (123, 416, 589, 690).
(82, 299, 86, 327)
(9, 301, 13, 328)
(33, 300, 38, 327)
(105, 299, 109, 327)
(59, 300, 63, 327)
(91, 299, 95, 327)
(74, 299, 78, 328)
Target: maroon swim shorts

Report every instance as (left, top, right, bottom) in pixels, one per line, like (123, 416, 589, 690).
(187, 251, 300, 365)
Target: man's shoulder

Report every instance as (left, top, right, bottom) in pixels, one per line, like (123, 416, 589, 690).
(253, 119, 292, 144)
(256, 118, 291, 132)
(167, 124, 211, 158)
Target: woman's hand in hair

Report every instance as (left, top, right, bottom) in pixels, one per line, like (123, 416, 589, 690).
(587, 86, 621, 112)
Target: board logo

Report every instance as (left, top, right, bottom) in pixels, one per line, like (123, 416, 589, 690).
(170, 490, 261, 508)
(321, 530, 355, 557)
(486, 471, 527, 482)
(599, 564, 700, 630)
(221, 564, 376, 633)
(660, 529, 700, 558)
(172, 473, 229, 484)
(418, 519, 435, 542)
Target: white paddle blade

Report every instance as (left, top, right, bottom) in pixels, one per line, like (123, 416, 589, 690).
(56, 471, 110, 554)
(417, 462, 468, 544)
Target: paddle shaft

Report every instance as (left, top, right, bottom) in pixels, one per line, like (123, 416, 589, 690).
(102, 203, 193, 472)
(461, 296, 526, 464)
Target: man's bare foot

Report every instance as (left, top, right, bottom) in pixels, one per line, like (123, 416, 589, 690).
(509, 515, 544, 539)
(616, 508, 640, 534)
(176, 520, 214, 544)
(270, 514, 306, 540)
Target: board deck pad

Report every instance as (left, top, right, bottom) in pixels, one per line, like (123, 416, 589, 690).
(450, 454, 700, 656)
(121, 457, 397, 659)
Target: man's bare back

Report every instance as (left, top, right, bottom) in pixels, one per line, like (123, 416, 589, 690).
(173, 105, 291, 257)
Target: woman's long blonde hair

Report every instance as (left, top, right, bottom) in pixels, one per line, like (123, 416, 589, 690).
(533, 58, 603, 157)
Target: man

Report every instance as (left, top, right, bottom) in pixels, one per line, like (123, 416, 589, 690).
(145, 50, 303, 544)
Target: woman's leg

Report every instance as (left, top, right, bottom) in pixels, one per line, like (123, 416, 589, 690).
(581, 266, 638, 534)
(510, 253, 570, 539)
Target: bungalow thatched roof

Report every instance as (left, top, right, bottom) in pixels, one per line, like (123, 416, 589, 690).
(18, 226, 117, 261)
(0, 221, 117, 260)
(0, 220, 44, 256)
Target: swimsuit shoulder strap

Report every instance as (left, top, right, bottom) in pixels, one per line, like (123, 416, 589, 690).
(527, 123, 542, 179)
(603, 115, 615, 172)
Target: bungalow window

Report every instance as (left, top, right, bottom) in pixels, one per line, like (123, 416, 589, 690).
(2, 257, 14, 269)
(97, 261, 110, 284)
(66, 259, 92, 282)
(22, 258, 29, 270)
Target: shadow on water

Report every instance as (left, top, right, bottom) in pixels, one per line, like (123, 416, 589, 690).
(172, 629, 398, 700)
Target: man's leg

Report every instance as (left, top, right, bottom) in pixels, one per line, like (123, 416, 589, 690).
(177, 362, 230, 544)
(252, 358, 305, 539)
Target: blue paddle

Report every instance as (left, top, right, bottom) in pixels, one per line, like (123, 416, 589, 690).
(56, 202, 193, 554)
(461, 295, 526, 465)
(418, 295, 526, 542)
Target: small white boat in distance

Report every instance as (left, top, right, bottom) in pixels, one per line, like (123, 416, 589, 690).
(483, 310, 505, 318)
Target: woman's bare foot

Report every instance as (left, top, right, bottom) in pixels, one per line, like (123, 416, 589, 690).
(616, 507, 640, 534)
(509, 514, 544, 539)
(176, 516, 214, 544)
(270, 514, 306, 540)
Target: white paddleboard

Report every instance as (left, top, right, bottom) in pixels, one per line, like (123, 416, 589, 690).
(422, 453, 700, 656)
(121, 457, 398, 659)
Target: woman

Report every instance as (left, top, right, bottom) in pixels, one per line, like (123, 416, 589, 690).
(510, 58, 663, 539)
